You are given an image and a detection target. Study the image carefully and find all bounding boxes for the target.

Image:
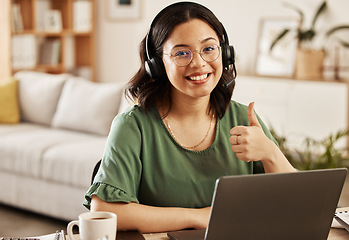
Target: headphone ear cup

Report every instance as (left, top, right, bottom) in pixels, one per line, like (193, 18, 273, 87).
(145, 59, 155, 79)
(221, 44, 235, 70)
(145, 57, 165, 80)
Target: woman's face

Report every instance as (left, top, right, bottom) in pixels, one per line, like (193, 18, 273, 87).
(162, 19, 223, 100)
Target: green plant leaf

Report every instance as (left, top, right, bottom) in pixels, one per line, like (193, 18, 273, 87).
(337, 38, 349, 48)
(270, 126, 349, 170)
(270, 29, 290, 51)
(299, 30, 315, 42)
(311, 1, 327, 29)
(326, 25, 349, 36)
(326, 26, 349, 48)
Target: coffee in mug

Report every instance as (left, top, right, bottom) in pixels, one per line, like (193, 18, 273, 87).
(67, 211, 117, 240)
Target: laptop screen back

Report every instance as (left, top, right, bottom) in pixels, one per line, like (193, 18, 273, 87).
(204, 168, 347, 240)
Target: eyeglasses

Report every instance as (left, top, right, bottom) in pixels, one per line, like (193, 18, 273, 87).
(163, 45, 221, 66)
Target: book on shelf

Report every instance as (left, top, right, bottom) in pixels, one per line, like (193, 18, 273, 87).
(35, 0, 50, 31)
(73, 0, 92, 32)
(11, 34, 37, 70)
(11, 3, 23, 32)
(39, 39, 61, 65)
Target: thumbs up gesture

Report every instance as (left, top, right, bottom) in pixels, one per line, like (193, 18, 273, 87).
(229, 102, 274, 163)
(246, 102, 261, 128)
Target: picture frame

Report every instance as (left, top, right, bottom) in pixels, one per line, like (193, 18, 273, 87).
(255, 17, 299, 77)
(107, 0, 140, 21)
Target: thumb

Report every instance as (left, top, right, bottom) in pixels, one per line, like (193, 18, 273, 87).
(247, 102, 261, 127)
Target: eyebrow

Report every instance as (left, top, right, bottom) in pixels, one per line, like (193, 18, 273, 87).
(172, 37, 219, 49)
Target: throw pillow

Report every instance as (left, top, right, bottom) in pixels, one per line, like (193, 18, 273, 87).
(14, 71, 70, 125)
(0, 78, 20, 123)
(51, 77, 125, 136)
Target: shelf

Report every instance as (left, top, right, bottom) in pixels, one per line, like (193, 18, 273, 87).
(12, 30, 93, 36)
(241, 74, 349, 84)
(9, 0, 96, 81)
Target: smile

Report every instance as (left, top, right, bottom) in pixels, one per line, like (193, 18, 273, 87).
(187, 73, 209, 81)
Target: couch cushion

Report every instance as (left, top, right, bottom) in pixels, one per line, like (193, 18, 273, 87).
(52, 77, 125, 136)
(0, 78, 20, 123)
(0, 123, 106, 182)
(0, 122, 46, 136)
(0, 123, 56, 177)
(14, 71, 70, 125)
(42, 138, 106, 188)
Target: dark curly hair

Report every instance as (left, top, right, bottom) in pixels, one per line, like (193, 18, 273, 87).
(126, 1, 236, 119)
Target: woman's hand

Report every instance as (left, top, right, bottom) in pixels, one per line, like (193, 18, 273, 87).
(229, 102, 296, 173)
(230, 102, 275, 162)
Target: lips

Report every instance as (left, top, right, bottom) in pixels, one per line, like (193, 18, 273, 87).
(187, 73, 209, 81)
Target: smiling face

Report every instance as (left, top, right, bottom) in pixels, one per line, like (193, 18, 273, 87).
(162, 19, 223, 101)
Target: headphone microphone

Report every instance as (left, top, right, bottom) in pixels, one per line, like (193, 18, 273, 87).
(222, 59, 237, 88)
(145, 21, 237, 88)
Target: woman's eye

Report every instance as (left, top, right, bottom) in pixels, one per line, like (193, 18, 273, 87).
(174, 50, 190, 57)
(203, 45, 216, 53)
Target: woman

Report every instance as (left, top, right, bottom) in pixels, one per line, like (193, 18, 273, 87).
(84, 2, 295, 233)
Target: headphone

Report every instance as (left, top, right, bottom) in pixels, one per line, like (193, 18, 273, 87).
(144, 33, 166, 81)
(144, 9, 236, 88)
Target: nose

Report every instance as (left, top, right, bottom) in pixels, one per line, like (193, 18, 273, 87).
(190, 50, 206, 67)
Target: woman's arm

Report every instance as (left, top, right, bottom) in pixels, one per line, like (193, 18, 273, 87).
(91, 195, 211, 233)
(230, 102, 296, 173)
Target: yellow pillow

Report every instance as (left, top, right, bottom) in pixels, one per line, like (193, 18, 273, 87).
(0, 78, 20, 123)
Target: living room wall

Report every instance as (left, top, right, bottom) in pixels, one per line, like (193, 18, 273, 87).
(95, 0, 349, 83)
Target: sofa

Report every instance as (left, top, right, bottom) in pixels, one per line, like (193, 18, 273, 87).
(0, 71, 131, 221)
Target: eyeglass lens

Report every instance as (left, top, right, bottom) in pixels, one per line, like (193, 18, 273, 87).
(170, 45, 220, 66)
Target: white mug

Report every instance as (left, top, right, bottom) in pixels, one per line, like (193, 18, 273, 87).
(67, 211, 117, 240)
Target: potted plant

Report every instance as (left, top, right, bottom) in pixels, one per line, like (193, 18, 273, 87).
(270, 127, 349, 170)
(270, 1, 349, 80)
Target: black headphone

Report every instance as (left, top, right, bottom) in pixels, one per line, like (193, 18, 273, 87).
(144, 33, 167, 81)
(144, 9, 236, 88)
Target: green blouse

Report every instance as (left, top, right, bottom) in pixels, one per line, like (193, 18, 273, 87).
(84, 101, 277, 209)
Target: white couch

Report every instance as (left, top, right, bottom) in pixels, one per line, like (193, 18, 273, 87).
(0, 71, 130, 221)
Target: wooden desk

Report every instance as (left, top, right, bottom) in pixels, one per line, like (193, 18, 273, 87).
(142, 207, 349, 239)
(71, 207, 349, 240)
(71, 227, 349, 240)
(143, 233, 168, 240)
(328, 228, 349, 240)
(143, 228, 349, 240)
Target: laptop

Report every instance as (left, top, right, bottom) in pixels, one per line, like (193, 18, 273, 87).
(167, 168, 347, 240)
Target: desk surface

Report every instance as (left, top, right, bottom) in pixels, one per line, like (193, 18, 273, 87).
(142, 207, 349, 240)
(143, 228, 349, 240)
(71, 226, 349, 240)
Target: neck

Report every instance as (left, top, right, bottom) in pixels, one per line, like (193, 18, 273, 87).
(161, 88, 212, 119)
(159, 87, 216, 151)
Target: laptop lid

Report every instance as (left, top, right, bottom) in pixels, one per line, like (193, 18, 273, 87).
(168, 168, 347, 240)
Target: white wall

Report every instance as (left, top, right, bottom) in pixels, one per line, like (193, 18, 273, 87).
(96, 0, 349, 83)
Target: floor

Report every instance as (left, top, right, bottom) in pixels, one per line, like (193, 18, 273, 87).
(0, 204, 68, 238)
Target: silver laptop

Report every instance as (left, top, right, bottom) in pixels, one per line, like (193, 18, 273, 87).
(168, 168, 347, 240)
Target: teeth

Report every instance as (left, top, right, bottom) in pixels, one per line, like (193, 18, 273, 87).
(189, 74, 208, 81)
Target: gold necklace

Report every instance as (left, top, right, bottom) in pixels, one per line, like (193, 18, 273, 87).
(164, 114, 214, 149)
